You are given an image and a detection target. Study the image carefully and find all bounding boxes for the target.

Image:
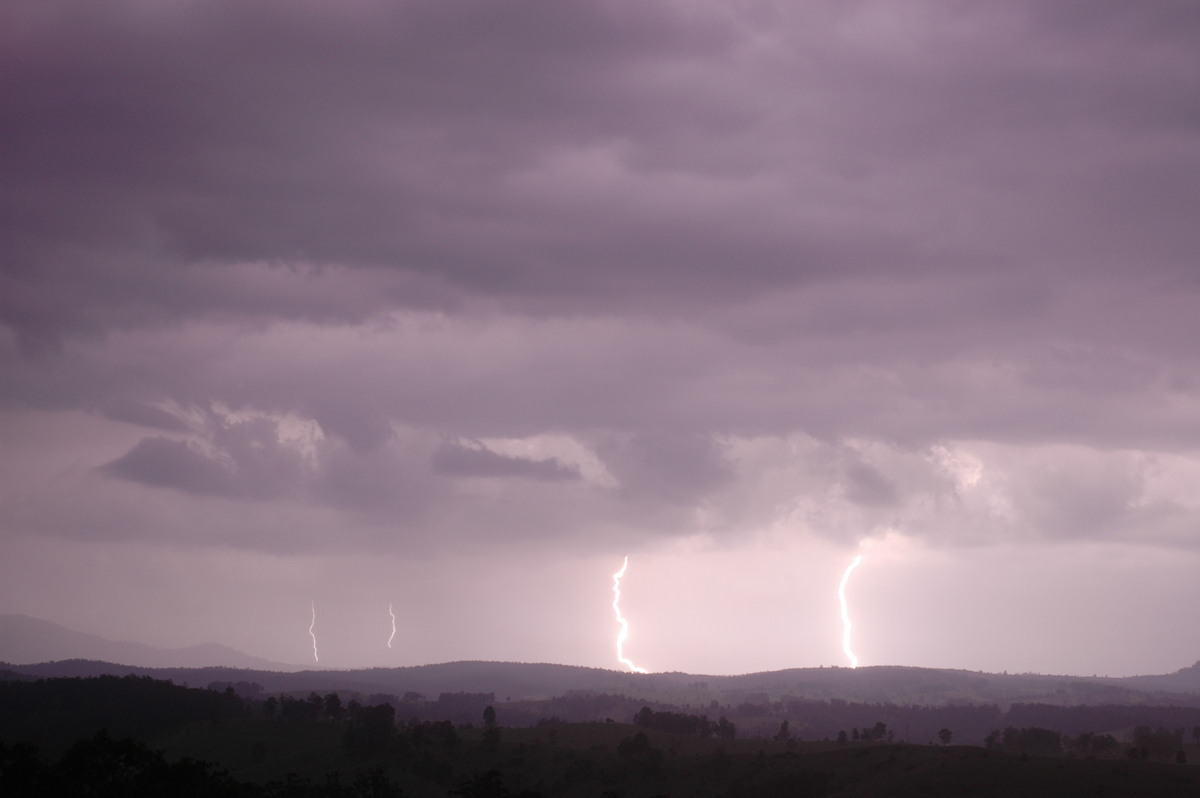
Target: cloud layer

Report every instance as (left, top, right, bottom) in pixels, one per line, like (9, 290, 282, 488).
(2, 0, 1198, 674)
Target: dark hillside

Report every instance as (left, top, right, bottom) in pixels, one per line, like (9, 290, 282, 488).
(3, 675, 1199, 796)
(0, 675, 244, 754)
(6, 659, 1199, 709)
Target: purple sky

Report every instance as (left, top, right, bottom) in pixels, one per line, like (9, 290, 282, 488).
(3, 0, 1199, 676)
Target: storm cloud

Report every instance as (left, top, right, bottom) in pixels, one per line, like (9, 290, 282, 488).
(2, 0, 1198, 675)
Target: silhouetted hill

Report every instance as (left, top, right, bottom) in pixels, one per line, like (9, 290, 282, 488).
(4, 659, 1199, 711)
(702, 664, 1200, 708)
(5, 675, 1200, 797)
(1116, 661, 1200, 694)
(0, 614, 301, 671)
(0, 673, 245, 754)
(3, 614, 1197, 709)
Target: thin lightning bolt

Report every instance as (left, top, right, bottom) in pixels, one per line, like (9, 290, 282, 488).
(309, 601, 319, 664)
(387, 602, 396, 649)
(612, 556, 649, 674)
(838, 555, 863, 668)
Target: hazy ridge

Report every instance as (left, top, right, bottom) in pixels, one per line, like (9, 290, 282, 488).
(0, 614, 302, 672)
(3, 614, 1198, 708)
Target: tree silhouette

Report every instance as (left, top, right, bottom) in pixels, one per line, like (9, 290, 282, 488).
(482, 705, 500, 750)
(324, 692, 343, 720)
(343, 703, 395, 759)
(617, 732, 664, 775)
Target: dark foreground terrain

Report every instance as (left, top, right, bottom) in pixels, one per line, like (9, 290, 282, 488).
(2, 673, 1199, 797)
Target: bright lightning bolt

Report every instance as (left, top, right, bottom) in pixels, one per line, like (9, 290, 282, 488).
(309, 601, 319, 664)
(387, 602, 396, 649)
(838, 555, 863, 668)
(612, 555, 649, 674)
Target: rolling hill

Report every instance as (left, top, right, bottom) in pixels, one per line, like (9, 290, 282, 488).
(3, 614, 1198, 710)
(0, 614, 301, 671)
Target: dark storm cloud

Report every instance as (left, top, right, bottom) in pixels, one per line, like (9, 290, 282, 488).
(1, 0, 739, 345)
(431, 441, 581, 481)
(843, 461, 898, 508)
(310, 439, 437, 520)
(597, 432, 735, 505)
(98, 410, 311, 501)
(2, 0, 1199, 558)
(308, 398, 394, 453)
(100, 437, 234, 497)
(99, 398, 189, 432)
(6, 0, 1196, 350)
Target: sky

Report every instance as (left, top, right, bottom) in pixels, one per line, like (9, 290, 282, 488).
(3, 0, 1200, 678)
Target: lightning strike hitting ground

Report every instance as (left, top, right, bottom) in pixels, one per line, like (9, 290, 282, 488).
(309, 601, 319, 663)
(838, 555, 863, 668)
(387, 603, 396, 649)
(612, 555, 649, 674)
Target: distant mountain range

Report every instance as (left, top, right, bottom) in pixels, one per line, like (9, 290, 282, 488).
(0, 614, 302, 671)
(2, 613, 1198, 709)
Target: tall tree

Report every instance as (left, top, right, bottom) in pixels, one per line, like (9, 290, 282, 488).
(482, 705, 500, 750)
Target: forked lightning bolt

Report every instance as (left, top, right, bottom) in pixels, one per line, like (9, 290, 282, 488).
(838, 555, 863, 668)
(612, 556, 649, 674)
(309, 601, 319, 664)
(387, 603, 396, 649)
